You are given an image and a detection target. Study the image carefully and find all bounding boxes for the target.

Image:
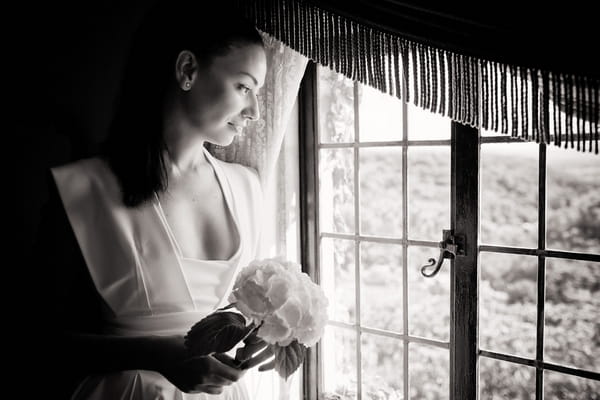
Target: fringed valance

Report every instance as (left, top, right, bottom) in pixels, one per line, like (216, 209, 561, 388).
(234, 0, 599, 153)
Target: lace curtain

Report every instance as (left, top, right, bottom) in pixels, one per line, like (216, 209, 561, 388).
(208, 33, 308, 400)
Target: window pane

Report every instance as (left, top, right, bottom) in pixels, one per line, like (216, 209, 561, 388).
(479, 357, 535, 400)
(359, 84, 403, 142)
(480, 253, 537, 358)
(408, 246, 450, 341)
(546, 146, 600, 254)
(544, 370, 600, 400)
(318, 66, 355, 143)
(361, 333, 404, 399)
(359, 147, 403, 238)
(480, 128, 503, 137)
(407, 104, 451, 140)
(409, 343, 449, 399)
(481, 128, 521, 138)
(480, 143, 539, 247)
(545, 258, 600, 371)
(360, 242, 403, 332)
(322, 326, 358, 399)
(407, 146, 450, 241)
(320, 148, 355, 233)
(321, 238, 356, 324)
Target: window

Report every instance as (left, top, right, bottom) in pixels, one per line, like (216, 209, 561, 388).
(478, 139, 600, 399)
(298, 62, 600, 399)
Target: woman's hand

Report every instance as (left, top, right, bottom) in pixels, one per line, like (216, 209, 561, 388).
(155, 335, 247, 395)
(155, 333, 275, 394)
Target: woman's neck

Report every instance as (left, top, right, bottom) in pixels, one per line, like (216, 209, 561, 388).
(163, 134, 210, 178)
(162, 104, 210, 176)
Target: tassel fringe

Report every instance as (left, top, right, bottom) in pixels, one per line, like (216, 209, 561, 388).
(238, 0, 599, 153)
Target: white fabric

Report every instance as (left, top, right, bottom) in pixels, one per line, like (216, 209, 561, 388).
(51, 147, 263, 399)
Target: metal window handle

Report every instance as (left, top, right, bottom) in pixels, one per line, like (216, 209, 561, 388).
(421, 229, 465, 278)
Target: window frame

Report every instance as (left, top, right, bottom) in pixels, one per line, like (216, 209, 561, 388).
(298, 60, 600, 400)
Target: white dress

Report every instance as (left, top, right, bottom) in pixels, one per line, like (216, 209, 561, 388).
(51, 147, 263, 400)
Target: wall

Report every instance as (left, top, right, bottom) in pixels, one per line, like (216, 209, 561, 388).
(14, 0, 153, 255)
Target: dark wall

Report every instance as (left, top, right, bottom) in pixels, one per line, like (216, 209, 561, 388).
(14, 0, 152, 255)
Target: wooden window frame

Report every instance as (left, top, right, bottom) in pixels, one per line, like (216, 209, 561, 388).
(298, 60, 600, 400)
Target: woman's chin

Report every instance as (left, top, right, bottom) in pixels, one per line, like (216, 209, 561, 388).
(209, 135, 236, 147)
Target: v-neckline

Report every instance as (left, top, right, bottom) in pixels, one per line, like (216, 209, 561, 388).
(153, 147, 242, 263)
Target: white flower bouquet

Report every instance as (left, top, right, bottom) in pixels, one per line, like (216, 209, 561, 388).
(185, 258, 329, 379)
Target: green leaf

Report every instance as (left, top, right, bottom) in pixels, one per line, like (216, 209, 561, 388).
(271, 340, 307, 380)
(184, 311, 250, 356)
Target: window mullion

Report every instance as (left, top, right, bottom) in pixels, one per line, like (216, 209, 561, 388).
(299, 61, 320, 400)
(535, 143, 547, 399)
(450, 122, 480, 400)
(353, 79, 363, 400)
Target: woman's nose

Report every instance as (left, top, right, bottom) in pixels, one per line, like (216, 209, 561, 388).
(242, 94, 260, 121)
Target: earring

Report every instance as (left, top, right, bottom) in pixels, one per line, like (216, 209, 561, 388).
(184, 81, 191, 89)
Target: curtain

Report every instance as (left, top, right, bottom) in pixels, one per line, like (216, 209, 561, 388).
(208, 32, 308, 400)
(235, 0, 599, 153)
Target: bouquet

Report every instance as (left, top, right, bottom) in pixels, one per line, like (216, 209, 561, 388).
(185, 258, 329, 379)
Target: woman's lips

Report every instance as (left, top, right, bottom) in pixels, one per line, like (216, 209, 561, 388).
(228, 122, 244, 134)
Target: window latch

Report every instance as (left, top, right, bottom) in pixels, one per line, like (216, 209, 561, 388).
(421, 229, 466, 278)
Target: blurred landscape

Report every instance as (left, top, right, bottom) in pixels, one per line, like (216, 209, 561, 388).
(318, 67, 600, 399)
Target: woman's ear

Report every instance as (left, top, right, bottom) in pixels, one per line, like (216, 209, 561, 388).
(175, 50, 198, 91)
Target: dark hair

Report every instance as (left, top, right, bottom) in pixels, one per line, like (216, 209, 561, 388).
(102, 0, 263, 207)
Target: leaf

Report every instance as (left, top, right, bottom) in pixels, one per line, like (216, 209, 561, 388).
(184, 311, 251, 356)
(216, 302, 237, 312)
(271, 340, 307, 380)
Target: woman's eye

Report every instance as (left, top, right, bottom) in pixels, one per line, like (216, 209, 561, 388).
(239, 85, 251, 94)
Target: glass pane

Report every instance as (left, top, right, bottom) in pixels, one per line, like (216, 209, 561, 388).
(546, 146, 600, 254)
(321, 238, 356, 324)
(481, 128, 503, 137)
(359, 147, 403, 237)
(544, 370, 600, 400)
(320, 148, 355, 233)
(545, 258, 600, 371)
(359, 84, 403, 142)
(408, 246, 450, 341)
(408, 146, 450, 241)
(360, 242, 403, 332)
(481, 128, 521, 138)
(322, 326, 358, 399)
(361, 333, 404, 399)
(479, 357, 535, 400)
(407, 104, 451, 140)
(409, 343, 449, 399)
(318, 66, 355, 143)
(480, 253, 537, 358)
(480, 142, 539, 247)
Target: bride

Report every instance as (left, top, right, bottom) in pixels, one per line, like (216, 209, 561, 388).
(32, 0, 273, 398)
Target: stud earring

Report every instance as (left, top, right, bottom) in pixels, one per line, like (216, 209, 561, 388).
(184, 81, 191, 89)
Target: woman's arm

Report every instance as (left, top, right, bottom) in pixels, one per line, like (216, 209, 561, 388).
(61, 332, 248, 394)
(61, 331, 181, 373)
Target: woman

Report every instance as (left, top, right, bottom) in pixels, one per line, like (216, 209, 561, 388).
(32, 1, 273, 398)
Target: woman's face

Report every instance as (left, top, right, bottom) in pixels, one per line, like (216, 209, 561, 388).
(181, 43, 267, 146)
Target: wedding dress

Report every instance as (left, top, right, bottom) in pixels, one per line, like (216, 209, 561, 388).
(52, 146, 263, 400)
